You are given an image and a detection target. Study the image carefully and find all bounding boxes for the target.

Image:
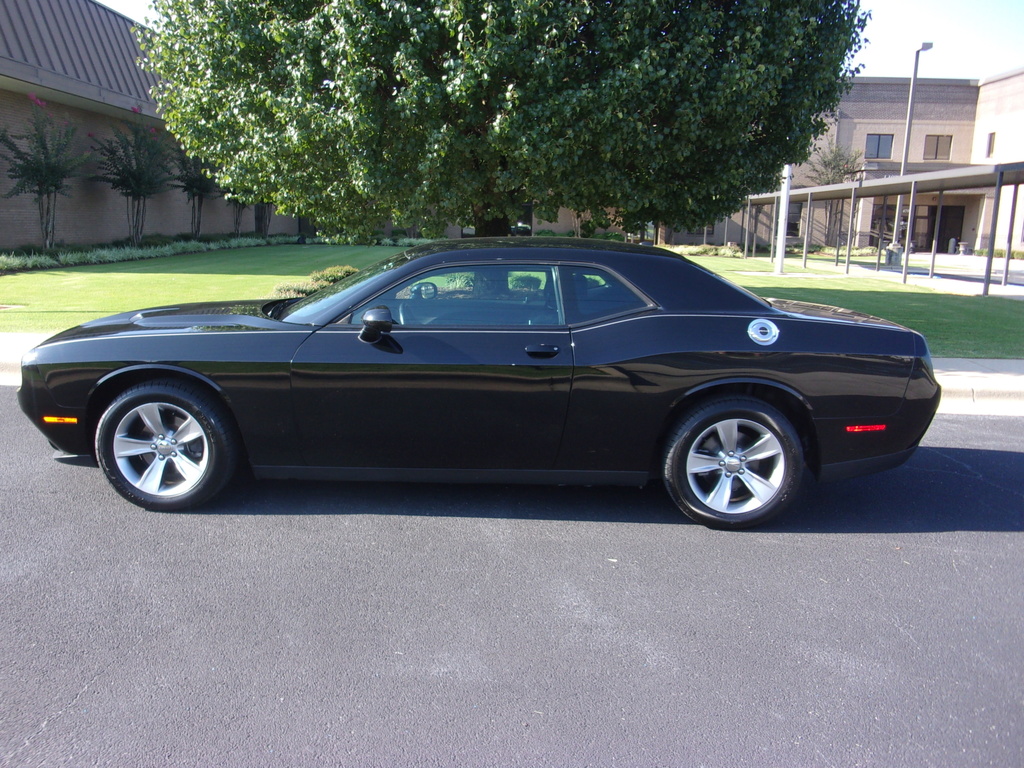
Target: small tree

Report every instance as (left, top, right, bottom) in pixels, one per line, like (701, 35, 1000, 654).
(806, 137, 863, 246)
(254, 202, 273, 238)
(0, 95, 90, 249)
(173, 149, 219, 239)
(92, 120, 173, 246)
(227, 196, 249, 237)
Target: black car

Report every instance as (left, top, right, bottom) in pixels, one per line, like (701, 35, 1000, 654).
(18, 238, 940, 528)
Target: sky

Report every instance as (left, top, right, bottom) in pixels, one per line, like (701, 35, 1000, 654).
(97, 0, 1024, 81)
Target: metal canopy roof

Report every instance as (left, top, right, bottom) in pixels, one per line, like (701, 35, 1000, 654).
(747, 161, 1024, 295)
(748, 161, 1024, 205)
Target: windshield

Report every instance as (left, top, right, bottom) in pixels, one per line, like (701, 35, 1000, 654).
(278, 251, 415, 324)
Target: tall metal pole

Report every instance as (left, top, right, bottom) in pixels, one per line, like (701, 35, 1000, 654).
(894, 43, 933, 249)
(876, 195, 888, 270)
(802, 192, 813, 268)
(844, 188, 857, 274)
(983, 171, 1004, 296)
(743, 200, 751, 258)
(902, 181, 918, 284)
(929, 190, 944, 278)
(1003, 185, 1019, 286)
(774, 165, 792, 274)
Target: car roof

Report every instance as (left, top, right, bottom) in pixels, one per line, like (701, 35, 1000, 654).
(400, 237, 768, 314)
(403, 236, 683, 263)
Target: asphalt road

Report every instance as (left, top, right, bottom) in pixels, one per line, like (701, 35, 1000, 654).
(1, 387, 1021, 768)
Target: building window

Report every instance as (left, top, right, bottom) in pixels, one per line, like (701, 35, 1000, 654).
(923, 135, 953, 161)
(787, 203, 803, 237)
(986, 132, 996, 158)
(865, 134, 894, 159)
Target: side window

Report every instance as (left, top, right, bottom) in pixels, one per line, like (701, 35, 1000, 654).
(355, 264, 561, 327)
(560, 266, 649, 324)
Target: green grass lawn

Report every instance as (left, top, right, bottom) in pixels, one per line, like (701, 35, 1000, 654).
(1, 244, 1021, 358)
(0, 244, 403, 333)
(693, 255, 1024, 358)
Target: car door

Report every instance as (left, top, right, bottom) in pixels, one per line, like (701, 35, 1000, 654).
(289, 263, 573, 471)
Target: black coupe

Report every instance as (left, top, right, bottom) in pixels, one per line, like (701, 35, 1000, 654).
(18, 238, 940, 528)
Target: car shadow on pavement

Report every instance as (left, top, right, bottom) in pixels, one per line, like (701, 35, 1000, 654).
(772, 445, 1023, 534)
(194, 444, 1022, 534)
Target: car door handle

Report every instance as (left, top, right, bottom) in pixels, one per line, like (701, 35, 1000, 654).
(525, 344, 560, 359)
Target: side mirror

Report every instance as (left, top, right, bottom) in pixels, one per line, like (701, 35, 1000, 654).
(358, 306, 394, 343)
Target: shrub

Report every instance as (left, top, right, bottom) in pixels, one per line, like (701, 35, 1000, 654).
(269, 281, 320, 299)
(309, 265, 358, 284)
(394, 237, 438, 247)
(0, 253, 58, 270)
(270, 264, 360, 298)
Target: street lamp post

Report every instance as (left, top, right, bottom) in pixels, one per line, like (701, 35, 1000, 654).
(894, 42, 932, 252)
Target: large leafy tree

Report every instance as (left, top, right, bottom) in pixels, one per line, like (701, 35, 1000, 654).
(142, 0, 866, 238)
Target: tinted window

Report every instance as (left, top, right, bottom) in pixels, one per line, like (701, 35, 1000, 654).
(560, 266, 649, 324)
(355, 264, 561, 327)
(865, 133, 893, 159)
(279, 251, 414, 324)
(924, 134, 952, 161)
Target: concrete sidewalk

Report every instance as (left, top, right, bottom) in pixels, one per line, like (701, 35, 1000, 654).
(796, 250, 1024, 300)
(1, 331, 1020, 415)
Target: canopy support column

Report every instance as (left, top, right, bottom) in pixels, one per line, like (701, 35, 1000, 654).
(983, 171, 1004, 296)
(902, 181, 918, 284)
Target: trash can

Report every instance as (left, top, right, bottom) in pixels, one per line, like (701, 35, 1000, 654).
(885, 244, 903, 267)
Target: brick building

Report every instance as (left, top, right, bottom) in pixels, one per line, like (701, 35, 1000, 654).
(0, 0, 295, 250)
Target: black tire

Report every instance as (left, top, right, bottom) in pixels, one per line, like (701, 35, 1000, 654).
(663, 397, 803, 529)
(95, 380, 240, 511)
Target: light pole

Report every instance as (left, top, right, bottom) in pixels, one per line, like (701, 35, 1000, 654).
(894, 42, 932, 250)
(774, 164, 792, 274)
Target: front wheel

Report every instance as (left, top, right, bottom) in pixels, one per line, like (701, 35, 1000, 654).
(663, 397, 803, 529)
(95, 380, 240, 511)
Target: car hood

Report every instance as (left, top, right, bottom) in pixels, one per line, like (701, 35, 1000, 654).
(767, 298, 907, 331)
(39, 300, 287, 345)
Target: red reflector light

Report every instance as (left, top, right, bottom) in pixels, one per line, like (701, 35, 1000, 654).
(846, 424, 886, 433)
(43, 416, 78, 424)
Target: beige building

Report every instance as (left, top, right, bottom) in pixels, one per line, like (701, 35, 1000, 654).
(728, 68, 1024, 256)
(0, 0, 296, 251)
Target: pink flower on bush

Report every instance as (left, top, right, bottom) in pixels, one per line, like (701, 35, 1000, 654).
(27, 92, 47, 108)
(131, 105, 142, 113)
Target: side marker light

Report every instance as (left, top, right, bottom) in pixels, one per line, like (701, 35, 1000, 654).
(43, 416, 79, 424)
(846, 424, 886, 433)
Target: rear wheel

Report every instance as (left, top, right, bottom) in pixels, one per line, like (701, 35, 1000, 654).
(663, 397, 803, 529)
(95, 380, 240, 510)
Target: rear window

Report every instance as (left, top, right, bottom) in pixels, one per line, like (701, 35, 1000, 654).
(560, 266, 649, 324)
